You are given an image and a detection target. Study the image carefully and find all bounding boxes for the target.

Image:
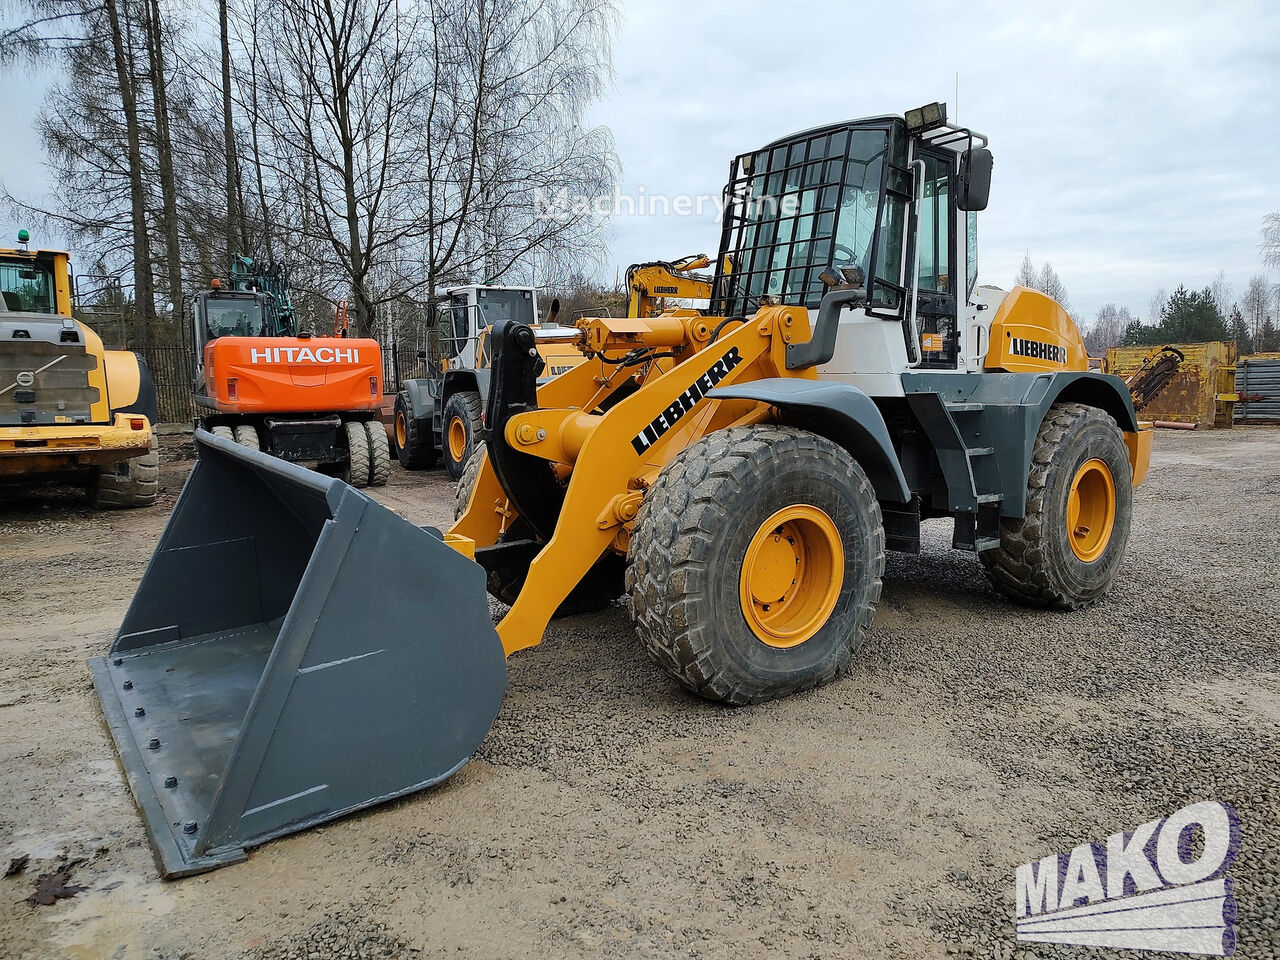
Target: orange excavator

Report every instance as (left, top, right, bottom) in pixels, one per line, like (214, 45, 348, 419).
(186, 258, 390, 486)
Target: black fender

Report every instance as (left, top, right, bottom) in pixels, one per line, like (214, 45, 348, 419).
(111, 353, 159, 425)
(1035, 372, 1140, 433)
(708, 378, 911, 503)
(442, 369, 487, 413)
(401, 377, 439, 423)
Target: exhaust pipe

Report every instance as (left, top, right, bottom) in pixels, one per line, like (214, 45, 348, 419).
(90, 430, 505, 877)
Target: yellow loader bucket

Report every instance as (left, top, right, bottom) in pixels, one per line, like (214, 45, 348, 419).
(90, 430, 505, 877)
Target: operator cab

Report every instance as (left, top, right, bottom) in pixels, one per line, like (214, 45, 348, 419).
(437, 285, 538, 370)
(711, 104, 992, 384)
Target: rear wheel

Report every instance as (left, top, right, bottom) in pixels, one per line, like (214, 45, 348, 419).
(393, 390, 437, 469)
(454, 447, 624, 615)
(627, 425, 885, 705)
(364, 420, 391, 486)
(89, 440, 159, 509)
(209, 424, 234, 442)
(342, 419, 371, 488)
(442, 391, 483, 481)
(233, 424, 260, 450)
(981, 402, 1133, 609)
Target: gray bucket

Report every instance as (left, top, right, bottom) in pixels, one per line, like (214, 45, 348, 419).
(90, 429, 506, 877)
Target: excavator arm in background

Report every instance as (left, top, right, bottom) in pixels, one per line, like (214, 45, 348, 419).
(626, 254, 715, 318)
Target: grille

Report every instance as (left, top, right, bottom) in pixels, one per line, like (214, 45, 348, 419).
(0, 339, 99, 425)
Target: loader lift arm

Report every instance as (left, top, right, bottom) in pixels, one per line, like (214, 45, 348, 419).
(453, 306, 823, 656)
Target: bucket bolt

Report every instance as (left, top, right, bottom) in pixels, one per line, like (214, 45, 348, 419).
(148, 738, 161, 750)
(122, 680, 133, 690)
(113, 658, 123, 666)
(134, 707, 146, 717)
(182, 820, 198, 835)
(163, 776, 178, 788)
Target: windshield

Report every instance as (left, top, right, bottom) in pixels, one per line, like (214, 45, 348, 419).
(0, 258, 56, 314)
(205, 296, 265, 338)
(713, 122, 905, 316)
(475, 289, 535, 327)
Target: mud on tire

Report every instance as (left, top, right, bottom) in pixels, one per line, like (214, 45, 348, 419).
(364, 420, 392, 486)
(980, 401, 1133, 610)
(342, 419, 371, 488)
(442, 391, 483, 481)
(626, 424, 885, 706)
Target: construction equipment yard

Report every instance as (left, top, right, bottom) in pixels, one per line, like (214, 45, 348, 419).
(1, 427, 1276, 960)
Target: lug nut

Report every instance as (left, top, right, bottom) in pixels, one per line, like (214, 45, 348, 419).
(182, 820, 198, 834)
(148, 738, 161, 750)
(163, 776, 178, 788)
(134, 707, 146, 717)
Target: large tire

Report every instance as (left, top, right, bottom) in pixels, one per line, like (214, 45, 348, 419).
(453, 447, 625, 615)
(342, 419, 371, 488)
(627, 425, 885, 705)
(981, 401, 1133, 609)
(89, 441, 159, 509)
(209, 424, 234, 442)
(394, 390, 437, 469)
(442, 391, 483, 481)
(364, 420, 391, 486)
(233, 424, 260, 450)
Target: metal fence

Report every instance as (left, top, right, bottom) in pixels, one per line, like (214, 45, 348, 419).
(136, 345, 199, 425)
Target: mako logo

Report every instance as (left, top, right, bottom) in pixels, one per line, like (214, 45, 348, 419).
(631, 346, 743, 454)
(248, 346, 360, 364)
(1015, 801, 1241, 955)
(1010, 336, 1067, 364)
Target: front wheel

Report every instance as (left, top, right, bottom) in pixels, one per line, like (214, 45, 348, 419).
(442, 391, 483, 481)
(981, 402, 1133, 609)
(89, 441, 159, 509)
(626, 425, 885, 705)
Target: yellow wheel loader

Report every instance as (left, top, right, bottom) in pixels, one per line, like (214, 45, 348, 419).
(1, 233, 159, 507)
(91, 104, 1153, 877)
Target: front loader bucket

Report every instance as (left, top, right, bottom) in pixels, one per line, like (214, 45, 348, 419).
(90, 430, 505, 878)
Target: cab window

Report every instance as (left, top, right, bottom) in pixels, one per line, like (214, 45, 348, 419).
(0, 259, 56, 313)
(915, 153, 951, 294)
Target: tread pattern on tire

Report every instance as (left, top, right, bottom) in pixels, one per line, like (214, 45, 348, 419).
(394, 391, 437, 469)
(209, 425, 234, 442)
(233, 424, 260, 450)
(626, 424, 885, 705)
(980, 401, 1128, 610)
(364, 421, 391, 486)
(90, 442, 159, 509)
(344, 419, 371, 488)
(443, 391, 484, 480)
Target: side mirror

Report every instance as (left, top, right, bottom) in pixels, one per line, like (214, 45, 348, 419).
(957, 147, 993, 211)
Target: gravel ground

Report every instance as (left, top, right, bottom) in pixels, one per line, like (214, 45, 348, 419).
(0, 427, 1276, 960)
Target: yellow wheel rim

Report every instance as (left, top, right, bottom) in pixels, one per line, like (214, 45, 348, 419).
(395, 411, 407, 448)
(739, 505, 844, 648)
(1067, 458, 1116, 562)
(448, 416, 467, 462)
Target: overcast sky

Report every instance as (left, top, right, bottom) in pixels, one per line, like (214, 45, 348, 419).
(585, 0, 1280, 321)
(3, 0, 1277, 322)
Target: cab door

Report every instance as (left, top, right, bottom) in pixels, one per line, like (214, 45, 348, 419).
(910, 147, 958, 368)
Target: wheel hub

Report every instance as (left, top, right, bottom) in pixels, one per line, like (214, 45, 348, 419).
(448, 416, 467, 461)
(739, 505, 843, 648)
(1067, 458, 1116, 562)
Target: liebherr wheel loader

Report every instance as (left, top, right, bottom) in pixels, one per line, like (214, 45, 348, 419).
(91, 103, 1152, 877)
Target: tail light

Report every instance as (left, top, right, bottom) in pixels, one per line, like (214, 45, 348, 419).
(130, 418, 145, 430)
(369, 376, 378, 396)
(227, 377, 238, 399)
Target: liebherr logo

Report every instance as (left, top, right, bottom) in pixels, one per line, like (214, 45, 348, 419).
(1010, 336, 1067, 364)
(1015, 801, 1241, 955)
(631, 346, 743, 455)
(248, 346, 360, 364)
